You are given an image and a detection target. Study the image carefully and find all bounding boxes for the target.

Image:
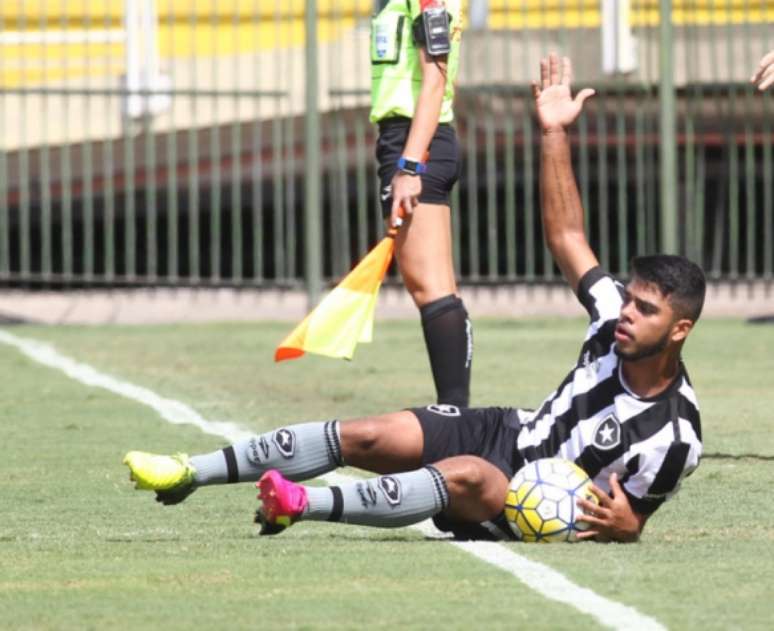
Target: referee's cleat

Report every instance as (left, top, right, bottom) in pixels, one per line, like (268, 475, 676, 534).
(123, 451, 197, 505)
(254, 470, 307, 536)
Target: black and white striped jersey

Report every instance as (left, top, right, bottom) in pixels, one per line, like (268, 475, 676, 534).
(515, 266, 703, 515)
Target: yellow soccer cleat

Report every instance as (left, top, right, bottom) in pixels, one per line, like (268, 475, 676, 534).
(123, 451, 197, 505)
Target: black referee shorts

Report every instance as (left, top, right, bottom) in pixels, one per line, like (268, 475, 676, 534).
(411, 404, 524, 480)
(376, 117, 461, 218)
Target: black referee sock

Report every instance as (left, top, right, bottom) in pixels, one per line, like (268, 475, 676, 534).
(420, 294, 473, 408)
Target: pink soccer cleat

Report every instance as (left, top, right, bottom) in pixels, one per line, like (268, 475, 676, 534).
(254, 470, 308, 536)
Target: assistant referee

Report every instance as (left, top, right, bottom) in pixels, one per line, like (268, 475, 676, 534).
(370, 0, 471, 408)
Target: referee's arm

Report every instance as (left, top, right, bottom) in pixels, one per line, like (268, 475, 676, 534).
(533, 54, 598, 294)
(389, 48, 447, 225)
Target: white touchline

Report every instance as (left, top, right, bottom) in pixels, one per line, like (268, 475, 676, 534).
(0, 329, 665, 631)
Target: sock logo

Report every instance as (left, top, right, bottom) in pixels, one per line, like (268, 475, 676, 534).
(427, 404, 461, 417)
(273, 428, 296, 458)
(356, 482, 378, 509)
(378, 476, 402, 506)
(247, 436, 272, 464)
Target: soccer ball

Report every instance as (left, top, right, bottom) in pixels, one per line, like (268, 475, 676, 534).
(504, 458, 599, 543)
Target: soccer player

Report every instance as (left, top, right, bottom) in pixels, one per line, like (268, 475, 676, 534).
(124, 55, 705, 543)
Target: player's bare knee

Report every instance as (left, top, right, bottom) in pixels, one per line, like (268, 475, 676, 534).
(339, 418, 381, 460)
(437, 456, 507, 513)
(437, 457, 486, 495)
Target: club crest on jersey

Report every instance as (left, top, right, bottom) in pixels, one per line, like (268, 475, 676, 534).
(593, 414, 621, 450)
(273, 428, 296, 458)
(426, 404, 461, 417)
(378, 476, 402, 506)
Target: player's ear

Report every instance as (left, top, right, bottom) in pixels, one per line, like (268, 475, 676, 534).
(670, 318, 693, 343)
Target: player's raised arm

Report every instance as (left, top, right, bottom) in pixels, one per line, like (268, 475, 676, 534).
(533, 54, 598, 293)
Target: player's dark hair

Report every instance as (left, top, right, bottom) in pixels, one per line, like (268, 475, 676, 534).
(630, 255, 706, 322)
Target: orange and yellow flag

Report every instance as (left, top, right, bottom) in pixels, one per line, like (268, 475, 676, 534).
(275, 233, 396, 361)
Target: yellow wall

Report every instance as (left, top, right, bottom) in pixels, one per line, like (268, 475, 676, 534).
(486, 0, 773, 28)
(1, 1, 771, 25)
(1, 1, 771, 87)
(0, 1, 363, 87)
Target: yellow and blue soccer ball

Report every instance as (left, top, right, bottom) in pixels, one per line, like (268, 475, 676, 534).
(504, 458, 599, 543)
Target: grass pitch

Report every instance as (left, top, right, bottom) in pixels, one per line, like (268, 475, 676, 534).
(1, 318, 773, 630)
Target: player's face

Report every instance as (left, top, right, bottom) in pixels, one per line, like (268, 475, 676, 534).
(614, 280, 679, 361)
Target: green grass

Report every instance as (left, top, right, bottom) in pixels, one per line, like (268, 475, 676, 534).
(1, 318, 773, 630)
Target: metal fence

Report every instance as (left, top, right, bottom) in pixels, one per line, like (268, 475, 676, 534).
(0, 1, 772, 290)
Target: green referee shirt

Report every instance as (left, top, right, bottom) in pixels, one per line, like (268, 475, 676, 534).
(369, 0, 462, 124)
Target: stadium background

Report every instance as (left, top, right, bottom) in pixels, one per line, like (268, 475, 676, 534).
(0, 1, 772, 297)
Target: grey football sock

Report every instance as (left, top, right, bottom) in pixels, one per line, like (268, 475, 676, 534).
(190, 421, 342, 486)
(303, 466, 449, 528)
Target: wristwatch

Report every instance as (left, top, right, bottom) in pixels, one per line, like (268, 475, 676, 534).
(397, 156, 427, 175)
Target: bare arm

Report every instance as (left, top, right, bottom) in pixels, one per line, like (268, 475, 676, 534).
(405, 48, 446, 160)
(389, 48, 447, 226)
(534, 54, 598, 293)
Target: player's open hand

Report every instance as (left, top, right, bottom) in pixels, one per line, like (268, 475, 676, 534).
(575, 472, 645, 543)
(751, 50, 774, 91)
(532, 53, 595, 133)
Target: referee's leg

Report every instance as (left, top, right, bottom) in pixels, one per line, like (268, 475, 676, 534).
(395, 203, 472, 408)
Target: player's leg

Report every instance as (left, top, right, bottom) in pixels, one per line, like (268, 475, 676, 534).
(432, 456, 510, 523)
(395, 202, 472, 408)
(256, 454, 506, 532)
(257, 406, 518, 534)
(124, 411, 424, 504)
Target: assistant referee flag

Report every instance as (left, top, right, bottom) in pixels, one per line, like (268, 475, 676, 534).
(274, 232, 395, 362)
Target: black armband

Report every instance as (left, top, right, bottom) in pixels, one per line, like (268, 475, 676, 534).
(412, 8, 451, 56)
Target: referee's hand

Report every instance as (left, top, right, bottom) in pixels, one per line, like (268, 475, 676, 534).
(390, 172, 421, 227)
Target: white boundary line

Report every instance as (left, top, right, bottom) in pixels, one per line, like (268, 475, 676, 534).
(0, 329, 666, 631)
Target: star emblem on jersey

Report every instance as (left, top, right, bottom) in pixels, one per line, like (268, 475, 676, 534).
(592, 414, 621, 450)
(273, 428, 296, 458)
(378, 476, 402, 506)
